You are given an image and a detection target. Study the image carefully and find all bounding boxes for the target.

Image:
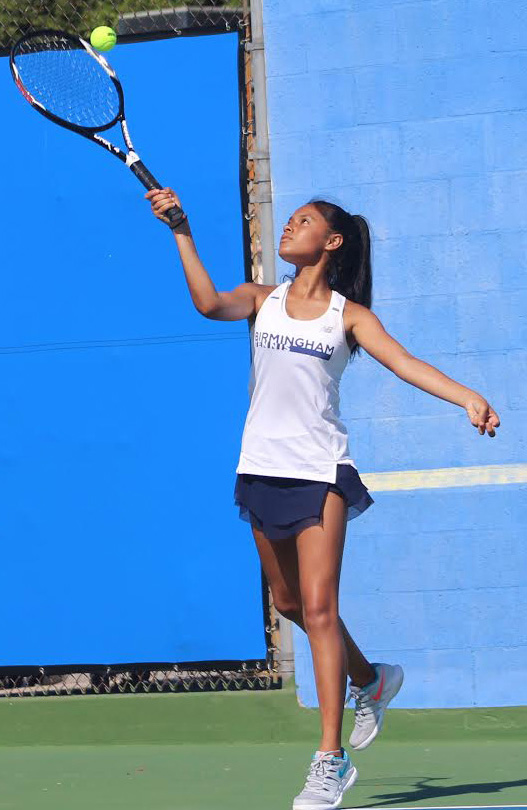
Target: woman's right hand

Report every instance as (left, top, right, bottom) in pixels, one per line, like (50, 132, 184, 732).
(145, 187, 183, 226)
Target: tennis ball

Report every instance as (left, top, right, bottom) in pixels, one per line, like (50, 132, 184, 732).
(90, 26, 117, 52)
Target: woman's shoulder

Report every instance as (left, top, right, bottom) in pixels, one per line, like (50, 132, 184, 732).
(341, 300, 374, 353)
(253, 282, 280, 314)
(241, 283, 280, 326)
(342, 298, 371, 328)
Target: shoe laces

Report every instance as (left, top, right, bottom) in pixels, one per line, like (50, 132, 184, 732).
(347, 683, 377, 725)
(303, 753, 342, 794)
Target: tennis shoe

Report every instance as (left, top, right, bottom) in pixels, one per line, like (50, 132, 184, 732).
(292, 748, 358, 809)
(347, 662, 404, 750)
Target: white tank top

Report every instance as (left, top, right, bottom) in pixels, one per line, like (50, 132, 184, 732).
(236, 279, 356, 483)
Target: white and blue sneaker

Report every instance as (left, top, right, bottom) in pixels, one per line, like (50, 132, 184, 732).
(347, 662, 404, 751)
(292, 748, 358, 810)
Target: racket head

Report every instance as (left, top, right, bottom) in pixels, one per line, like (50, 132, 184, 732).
(10, 29, 124, 135)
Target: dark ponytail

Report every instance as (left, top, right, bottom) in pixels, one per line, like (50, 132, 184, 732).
(283, 199, 373, 361)
(312, 198, 371, 303)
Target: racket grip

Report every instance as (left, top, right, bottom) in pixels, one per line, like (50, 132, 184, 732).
(130, 159, 162, 190)
(130, 160, 187, 228)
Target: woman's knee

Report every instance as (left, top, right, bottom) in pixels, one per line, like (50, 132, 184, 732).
(302, 600, 339, 635)
(271, 590, 303, 623)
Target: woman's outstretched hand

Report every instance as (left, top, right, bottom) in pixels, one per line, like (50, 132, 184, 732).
(465, 396, 500, 437)
(145, 187, 185, 227)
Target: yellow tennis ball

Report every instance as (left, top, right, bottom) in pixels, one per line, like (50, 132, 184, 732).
(90, 26, 117, 52)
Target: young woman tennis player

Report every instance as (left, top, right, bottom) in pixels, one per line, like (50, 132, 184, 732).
(146, 188, 500, 810)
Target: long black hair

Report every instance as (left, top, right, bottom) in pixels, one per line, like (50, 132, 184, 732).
(282, 198, 373, 361)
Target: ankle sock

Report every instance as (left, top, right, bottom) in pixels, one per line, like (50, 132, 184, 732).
(316, 747, 344, 759)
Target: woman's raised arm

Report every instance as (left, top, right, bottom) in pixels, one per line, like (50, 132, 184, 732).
(145, 187, 259, 321)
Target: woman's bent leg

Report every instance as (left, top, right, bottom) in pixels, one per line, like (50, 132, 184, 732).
(251, 522, 375, 690)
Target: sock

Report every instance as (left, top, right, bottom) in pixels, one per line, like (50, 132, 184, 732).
(315, 747, 344, 759)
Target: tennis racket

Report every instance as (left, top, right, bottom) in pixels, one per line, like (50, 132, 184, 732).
(9, 29, 186, 228)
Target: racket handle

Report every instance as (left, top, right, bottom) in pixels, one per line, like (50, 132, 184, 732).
(130, 159, 187, 228)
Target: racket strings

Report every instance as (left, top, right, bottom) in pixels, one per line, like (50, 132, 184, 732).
(13, 34, 120, 129)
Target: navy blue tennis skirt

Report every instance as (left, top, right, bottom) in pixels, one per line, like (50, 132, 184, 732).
(234, 464, 374, 541)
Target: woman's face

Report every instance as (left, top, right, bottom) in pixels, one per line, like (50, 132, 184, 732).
(278, 204, 333, 265)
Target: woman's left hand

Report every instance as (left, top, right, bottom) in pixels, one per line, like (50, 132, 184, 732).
(465, 396, 500, 437)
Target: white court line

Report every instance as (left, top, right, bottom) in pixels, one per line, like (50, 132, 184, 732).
(361, 463, 527, 492)
(345, 806, 527, 809)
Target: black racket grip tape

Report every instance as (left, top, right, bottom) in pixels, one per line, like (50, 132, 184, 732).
(129, 158, 162, 190)
(130, 159, 187, 227)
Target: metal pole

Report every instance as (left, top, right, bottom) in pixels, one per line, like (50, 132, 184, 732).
(248, 0, 276, 285)
(277, 611, 295, 682)
(246, 0, 293, 680)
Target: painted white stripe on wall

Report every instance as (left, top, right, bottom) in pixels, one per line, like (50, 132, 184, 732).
(361, 463, 527, 492)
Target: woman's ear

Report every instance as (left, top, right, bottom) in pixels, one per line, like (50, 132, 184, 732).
(326, 232, 343, 252)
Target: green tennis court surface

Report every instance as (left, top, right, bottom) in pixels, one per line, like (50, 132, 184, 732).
(0, 682, 525, 809)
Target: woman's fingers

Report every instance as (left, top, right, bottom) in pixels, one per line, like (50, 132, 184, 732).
(145, 187, 182, 222)
(154, 199, 177, 215)
(466, 399, 500, 437)
(466, 401, 481, 432)
(488, 405, 500, 427)
(145, 186, 172, 199)
(162, 199, 179, 212)
(484, 406, 500, 438)
(145, 187, 182, 207)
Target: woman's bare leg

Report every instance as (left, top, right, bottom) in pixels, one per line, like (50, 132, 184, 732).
(251, 520, 375, 690)
(339, 619, 376, 688)
(294, 491, 349, 752)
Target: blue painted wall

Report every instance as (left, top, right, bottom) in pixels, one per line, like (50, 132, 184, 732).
(0, 34, 266, 666)
(263, 0, 527, 707)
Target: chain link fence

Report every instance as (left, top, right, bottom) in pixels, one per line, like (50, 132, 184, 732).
(0, 665, 272, 698)
(0, 0, 264, 285)
(0, 2, 243, 54)
(0, 0, 282, 698)
(0, 573, 281, 698)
